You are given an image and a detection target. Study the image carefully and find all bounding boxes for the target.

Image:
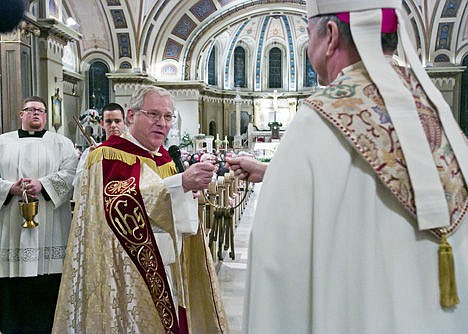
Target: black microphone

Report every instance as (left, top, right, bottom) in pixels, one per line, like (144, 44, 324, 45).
(168, 145, 185, 173)
(0, 0, 25, 33)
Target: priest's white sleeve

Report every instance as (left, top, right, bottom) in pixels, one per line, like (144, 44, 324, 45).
(72, 148, 90, 201)
(39, 137, 78, 208)
(154, 173, 198, 265)
(0, 178, 13, 207)
(162, 173, 199, 235)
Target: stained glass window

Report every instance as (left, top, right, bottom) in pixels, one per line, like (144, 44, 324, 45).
(88, 61, 109, 111)
(208, 46, 217, 85)
(234, 46, 246, 88)
(269, 47, 282, 88)
(304, 51, 317, 87)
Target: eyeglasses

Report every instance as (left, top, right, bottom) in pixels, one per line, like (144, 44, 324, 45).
(138, 109, 175, 122)
(22, 107, 47, 114)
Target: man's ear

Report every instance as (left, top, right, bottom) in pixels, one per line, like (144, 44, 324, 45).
(126, 109, 135, 124)
(326, 21, 340, 57)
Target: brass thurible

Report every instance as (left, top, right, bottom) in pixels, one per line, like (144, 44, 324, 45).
(19, 190, 39, 229)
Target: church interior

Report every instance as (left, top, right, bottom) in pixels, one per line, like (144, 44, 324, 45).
(2, 0, 467, 144)
(1, 0, 468, 333)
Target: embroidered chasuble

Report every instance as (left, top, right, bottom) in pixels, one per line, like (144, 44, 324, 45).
(53, 136, 228, 333)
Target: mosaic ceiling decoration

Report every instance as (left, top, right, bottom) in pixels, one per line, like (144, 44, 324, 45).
(164, 38, 183, 60)
(436, 22, 454, 50)
(172, 14, 197, 40)
(117, 32, 131, 57)
(190, 0, 216, 21)
(441, 0, 461, 18)
(110, 9, 127, 29)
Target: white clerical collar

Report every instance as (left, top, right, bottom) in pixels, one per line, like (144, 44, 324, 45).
(339, 56, 395, 81)
(121, 132, 162, 157)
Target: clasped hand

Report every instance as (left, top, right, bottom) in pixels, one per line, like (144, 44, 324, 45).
(10, 178, 42, 198)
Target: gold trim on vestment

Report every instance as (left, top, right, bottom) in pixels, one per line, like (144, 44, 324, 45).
(157, 161, 178, 179)
(87, 146, 157, 171)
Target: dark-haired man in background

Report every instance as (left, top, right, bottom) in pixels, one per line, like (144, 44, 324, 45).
(72, 102, 127, 200)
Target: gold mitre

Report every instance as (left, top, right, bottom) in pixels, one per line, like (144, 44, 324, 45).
(306, 0, 401, 18)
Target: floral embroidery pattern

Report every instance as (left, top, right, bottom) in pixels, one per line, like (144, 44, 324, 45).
(0, 246, 66, 262)
(320, 83, 358, 99)
(306, 63, 467, 237)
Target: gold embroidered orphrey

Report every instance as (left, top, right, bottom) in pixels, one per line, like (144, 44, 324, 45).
(104, 176, 178, 331)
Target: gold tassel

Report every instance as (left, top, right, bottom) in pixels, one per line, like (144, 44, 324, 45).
(438, 232, 459, 308)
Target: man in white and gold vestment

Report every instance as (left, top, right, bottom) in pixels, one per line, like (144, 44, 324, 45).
(54, 86, 229, 333)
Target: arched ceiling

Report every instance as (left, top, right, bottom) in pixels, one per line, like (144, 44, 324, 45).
(60, 0, 468, 80)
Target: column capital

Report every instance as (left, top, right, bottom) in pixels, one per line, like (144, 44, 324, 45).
(37, 18, 81, 45)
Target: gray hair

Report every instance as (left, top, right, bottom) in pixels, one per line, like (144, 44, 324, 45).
(128, 86, 175, 111)
(311, 15, 398, 53)
(311, 15, 355, 50)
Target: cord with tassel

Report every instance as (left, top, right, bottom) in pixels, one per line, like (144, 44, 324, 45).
(438, 231, 459, 308)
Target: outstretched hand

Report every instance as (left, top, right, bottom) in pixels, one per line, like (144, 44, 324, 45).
(182, 162, 217, 192)
(226, 157, 267, 183)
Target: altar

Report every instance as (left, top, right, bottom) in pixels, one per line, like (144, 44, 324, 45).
(252, 141, 280, 162)
(252, 90, 296, 131)
(246, 90, 295, 150)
